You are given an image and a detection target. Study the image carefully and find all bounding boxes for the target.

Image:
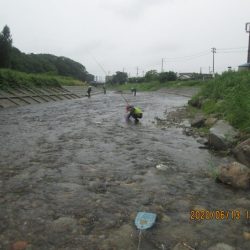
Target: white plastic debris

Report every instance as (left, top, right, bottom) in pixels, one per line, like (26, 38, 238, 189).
(156, 164, 169, 171)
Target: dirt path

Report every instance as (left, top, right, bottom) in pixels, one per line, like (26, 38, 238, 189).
(0, 91, 249, 250)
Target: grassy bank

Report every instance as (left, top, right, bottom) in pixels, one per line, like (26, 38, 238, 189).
(0, 69, 84, 90)
(192, 71, 250, 133)
(108, 79, 205, 92)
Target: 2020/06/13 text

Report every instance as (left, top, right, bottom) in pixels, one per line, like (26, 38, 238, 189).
(190, 210, 250, 221)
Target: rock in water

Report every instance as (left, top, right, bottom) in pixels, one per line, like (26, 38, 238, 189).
(11, 241, 28, 250)
(191, 115, 205, 128)
(233, 138, 250, 167)
(207, 242, 235, 250)
(217, 162, 250, 189)
(208, 120, 238, 150)
(205, 117, 217, 127)
(156, 164, 169, 171)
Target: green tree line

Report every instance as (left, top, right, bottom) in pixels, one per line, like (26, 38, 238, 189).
(107, 70, 178, 84)
(0, 25, 94, 82)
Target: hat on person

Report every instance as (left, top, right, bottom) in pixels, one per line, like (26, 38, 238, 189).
(126, 105, 134, 111)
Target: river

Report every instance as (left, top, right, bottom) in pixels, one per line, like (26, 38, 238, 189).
(0, 91, 249, 250)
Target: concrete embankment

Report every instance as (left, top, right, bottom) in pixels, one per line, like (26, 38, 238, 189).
(0, 86, 81, 108)
(0, 85, 105, 108)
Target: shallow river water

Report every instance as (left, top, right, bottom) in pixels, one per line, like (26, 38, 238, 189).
(0, 91, 250, 250)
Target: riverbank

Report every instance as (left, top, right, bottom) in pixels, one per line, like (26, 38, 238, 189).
(190, 71, 250, 134)
(0, 69, 84, 90)
(108, 79, 205, 92)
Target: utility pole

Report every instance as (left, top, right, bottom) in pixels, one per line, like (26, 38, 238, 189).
(136, 67, 139, 77)
(161, 58, 164, 72)
(211, 47, 216, 75)
(246, 22, 250, 63)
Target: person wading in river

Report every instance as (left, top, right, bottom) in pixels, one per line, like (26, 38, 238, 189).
(87, 86, 92, 98)
(126, 105, 143, 123)
(131, 88, 137, 96)
(103, 85, 106, 94)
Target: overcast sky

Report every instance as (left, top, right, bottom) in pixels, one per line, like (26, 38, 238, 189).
(0, 0, 250, 79)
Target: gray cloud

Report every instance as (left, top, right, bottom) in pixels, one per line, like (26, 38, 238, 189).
(101, 0, 171, 19)
(0, 0, 249, 77)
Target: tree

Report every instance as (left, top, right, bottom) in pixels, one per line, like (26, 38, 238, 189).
(128, 76, 145, 83)
(112, 71, 128, 84)
(167, 71, 177, 81)
(0, 25, 13, 68)
(86, 73, 94, 83)
(159, 71, 177, 82)
(144, 70, 158, 82)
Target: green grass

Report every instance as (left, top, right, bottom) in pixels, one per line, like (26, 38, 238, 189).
(207, 159, 219, 179)
(191, 71, 250, 133)
(0, 68, 84, 90)
(108, 80, 204, 92)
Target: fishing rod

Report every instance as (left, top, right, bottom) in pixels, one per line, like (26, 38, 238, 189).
(90, 54, 108, 76)
(120, 92, 130, 105)
(90, 54, 132, 106)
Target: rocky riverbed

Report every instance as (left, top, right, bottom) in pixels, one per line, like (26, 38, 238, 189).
(0, 90, 250, 250)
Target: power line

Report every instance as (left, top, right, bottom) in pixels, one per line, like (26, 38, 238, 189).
(217, 46, 247, 51)
(217, 50, 248, 54)
(163, 50, 210, 61)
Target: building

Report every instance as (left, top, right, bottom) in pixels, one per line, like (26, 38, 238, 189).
(238, 63, 250, 71)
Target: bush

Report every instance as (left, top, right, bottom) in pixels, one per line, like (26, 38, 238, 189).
(193, 71, 250, 132)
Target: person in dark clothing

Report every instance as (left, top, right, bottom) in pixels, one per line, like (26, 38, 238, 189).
(103, 86, 106, 94)
(131, 88, 137, 96)
(87, 86, 92, 98)
(126, 105, 143, 123)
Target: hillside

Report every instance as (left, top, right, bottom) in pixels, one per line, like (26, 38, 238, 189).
(9, 47, 94, 82)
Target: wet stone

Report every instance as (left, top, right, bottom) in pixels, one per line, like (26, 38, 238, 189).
(102, 224, 137, 250)
(192, 205, 207, 211)
(161, 214, 171, 223)
(50, 217, 77, 233)
(235, 197, 250, 207)
(131, 175, 143, 182)
(88, 180, 108, 193)
(191, 115, 205, 128)
(178, 212, 190, 221)
(172, 242, 194, 250)
(171, 199, 191, 212)
(207, 243, 235, 250)
(11, 241, 28, 250)
(141, 196, 152, 205)
(243, 232, 250, 240)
